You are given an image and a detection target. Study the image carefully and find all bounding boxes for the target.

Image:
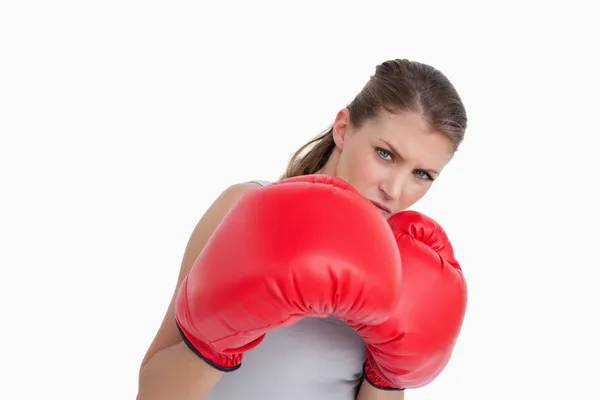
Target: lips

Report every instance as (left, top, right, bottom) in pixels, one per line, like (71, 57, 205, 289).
(370, 200, 391, 214)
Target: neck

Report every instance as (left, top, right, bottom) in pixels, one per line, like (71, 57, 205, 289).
(316, 148, 340, 176)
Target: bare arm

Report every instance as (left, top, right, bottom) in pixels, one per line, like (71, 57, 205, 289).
(357, 380, 405, 400)
(138, 342, 223, 400)
(137, 182, 262, 400)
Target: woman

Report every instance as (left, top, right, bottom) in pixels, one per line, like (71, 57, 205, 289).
(137, 58, 468, 400)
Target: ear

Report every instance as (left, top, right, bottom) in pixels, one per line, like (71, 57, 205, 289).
(332, 108, 350, 150)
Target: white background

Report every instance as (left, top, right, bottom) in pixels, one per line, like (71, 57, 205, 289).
(1, 1, 599, 399)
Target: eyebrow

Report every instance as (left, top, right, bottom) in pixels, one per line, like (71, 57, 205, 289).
(378, 138, 440, 176)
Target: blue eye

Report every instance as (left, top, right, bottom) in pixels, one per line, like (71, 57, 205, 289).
(415, 169, 433, 181)
(376, 148, 392, 161)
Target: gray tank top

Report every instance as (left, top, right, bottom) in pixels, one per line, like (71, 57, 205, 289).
(206, 180, 366, 400)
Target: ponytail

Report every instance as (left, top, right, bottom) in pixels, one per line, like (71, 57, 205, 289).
(281, 127, 335, 179)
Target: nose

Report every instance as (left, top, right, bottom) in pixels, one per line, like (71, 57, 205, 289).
(380, 173, 408, 202)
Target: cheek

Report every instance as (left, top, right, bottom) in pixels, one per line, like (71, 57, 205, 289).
(399, 183, 431, 209)
(345, 151, 381, 187)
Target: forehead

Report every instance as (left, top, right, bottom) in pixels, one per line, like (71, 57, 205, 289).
(363, 110, 455, 164)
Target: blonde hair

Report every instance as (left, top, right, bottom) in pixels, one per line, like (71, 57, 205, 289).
(282, 59, 467, 179)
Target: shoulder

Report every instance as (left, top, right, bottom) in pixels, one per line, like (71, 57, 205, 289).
(196, 179, 274, 238)
(221, 181, 264, 197)
(209, 181, 269, 214)
(221, 180, 270, 198)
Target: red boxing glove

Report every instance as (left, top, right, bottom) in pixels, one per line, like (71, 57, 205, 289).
(354, 211, 467, 389)
(175, 175, 402, 371)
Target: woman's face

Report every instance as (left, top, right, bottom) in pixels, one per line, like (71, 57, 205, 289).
(328, 109, 455, 217)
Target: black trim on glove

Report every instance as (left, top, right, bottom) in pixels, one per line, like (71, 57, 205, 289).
(175, 321, 242, 373)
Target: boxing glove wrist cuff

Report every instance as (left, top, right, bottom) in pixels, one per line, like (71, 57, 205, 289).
(176, 321, 242, 372)
(363, 361, 405, 391)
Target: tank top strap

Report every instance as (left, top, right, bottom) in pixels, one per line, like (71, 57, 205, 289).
(246, 180, 272, 187)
